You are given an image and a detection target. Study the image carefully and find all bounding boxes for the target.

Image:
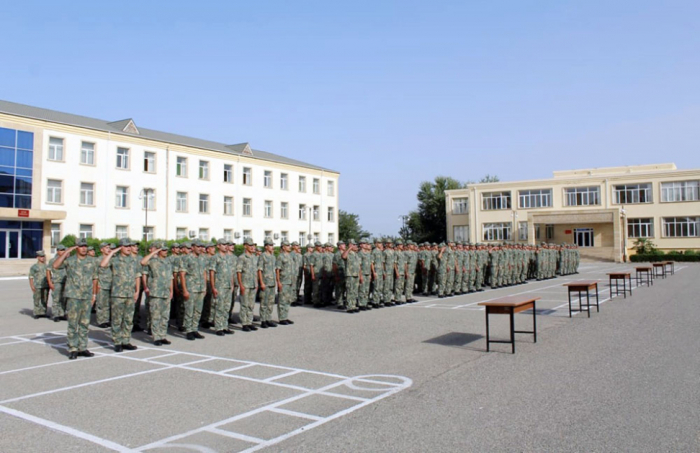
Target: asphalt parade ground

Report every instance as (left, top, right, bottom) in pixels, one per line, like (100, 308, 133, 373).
(0, 262, 699, 452)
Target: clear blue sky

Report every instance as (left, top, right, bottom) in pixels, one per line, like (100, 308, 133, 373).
(3, 1, 699, 236)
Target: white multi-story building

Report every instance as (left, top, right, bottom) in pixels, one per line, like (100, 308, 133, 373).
(0, 100, 339, 265)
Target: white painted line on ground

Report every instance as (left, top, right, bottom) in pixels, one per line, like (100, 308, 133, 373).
(220, 363, 257, 373)
(0, 276, 28, 281)
(263, 370, 302, 382)
(0, 354, 109, 376)
(0, 404, 138, 452)
(268, 407, 323, 421)
(206, 428, 264, 444)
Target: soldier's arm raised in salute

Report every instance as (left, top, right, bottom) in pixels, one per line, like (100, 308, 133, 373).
(53, 246, 77, 268)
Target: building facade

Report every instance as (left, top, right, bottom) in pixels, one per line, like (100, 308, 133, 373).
(446, 163, 699, 262)
(0, 100, 339, 264)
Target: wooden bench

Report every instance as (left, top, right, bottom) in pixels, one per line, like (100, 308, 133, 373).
(662, 261, 675, 275)
(607, 272, 633, 299)
(635, 266, 653, 287)
(478, 296, 539, 354)
(563, 281, 599, 318)
(652, 262, 667, 279)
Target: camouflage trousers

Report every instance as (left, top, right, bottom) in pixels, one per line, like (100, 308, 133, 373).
(372, 274, 383, 303)
(51, 280, 67, 317)
(475, 267, 483, 290)
(428, 269, 437, 294)
(335, 276, 346, 306)
(259, 282, 276, 322)
(394, 274, 405, 302)
(33, 288, 49, 316)
(461, 270, 470, 293)
(149, 297, 170, 341)
(133, 289, 145, 327)
(322, 277, 333, 304)
(383, 274, 395, 302)
(490, 267, 499, 288)
(421, 271, 429, 294)
(446, 270, 455, 294)
(213, 286, 232, 331)
(454, 271, 462, 293)
(437, 271, 447, 296)
(303, 272, 312, 304)
(111, 297, 135, 346)
(405, 273, 415, 301)
(278, 283, 293, 321)
(96, 289, 111, 325)
(359, 275, 371, 307)
(312, 277, 322, 306)
(184, 291, 205, 334)
(295, 272, 303, 301)
(469, 268, 476, 292)
(345, 276, 359, 310)
(239, 286, 256, 326)
(201, 290, 213, 325)
(66, 298, 91, 353)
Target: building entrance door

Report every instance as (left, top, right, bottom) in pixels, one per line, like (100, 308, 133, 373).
(574, 228, 594, 247)
(0, 230, 21, 259)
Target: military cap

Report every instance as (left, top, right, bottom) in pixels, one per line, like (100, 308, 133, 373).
(99, 242, 110, 249)
(438, 242, 446, 247)
(118, 238, 132, 247)
(264, 239, 274, 246)
(169, 243, 180, 250)
(291, 241, 299, 246)
(374, 238, 382, 243)
(431, 242, 438, 246)
(218, 238, 228, 245)
(359, 238, 367, 244)
(152, 241, 163, 249)
(314, 241, 322, 247)
(36, 250, 45, 257)
(109, 243, 117, 249)
(181, 241, 192, 248)
(395, 239, 403, 245)
(205, 242, 216, 248)
(384, 239, 393, 244)
(244, 238, 254, 246)
(281, 240, 290, 246)
(76, 239, 88, 247)
(158, 243, 169, 251)
(56, 244, 66, 251)
(337, 240, 345, 246)
(348, 239, 356, 245)
(323, 242, 331, 247)
(87, 246, 94, 251)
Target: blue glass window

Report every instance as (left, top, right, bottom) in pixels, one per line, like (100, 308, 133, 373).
(0, 175, 13, 193)
(0, 194, 12, 208)
(0, 128, 15, 147)
(16, 150, 32, 168)
(0, 147, 14, 167)
(21, 230, 42, 258)
(15, 168, 32, 177)
(16, 131, 33, 150)
(15, 176, 32, 195)
(0, 166, 13, 176)
(15, 195, 31, 208)
(22, 221, 43, 230)
(0, 220, 21, 228)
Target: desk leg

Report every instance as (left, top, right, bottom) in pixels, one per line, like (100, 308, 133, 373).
(595, 284, 600, 312)
(629, 275, 632, 296)
(610, 276, 613, 300)
(578, 290, 583, 314)
(586, 290, 591, 318)
(485, 311, 490, 352)
(510, 309, 515, 354)
(568, 290, 572, 318)
(532, 302, 537, 343)
(636, 271, 640, 286)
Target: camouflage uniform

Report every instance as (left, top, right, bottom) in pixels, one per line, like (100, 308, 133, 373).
(310, 247, 325, 307)
(226, 252, 238, 322)
(394, 244, 407, 302)
(344, 248, 360, 311)
(145, 254, 173, 341)
(29, 261, 49, 316)
(275, 247, 294, 321)
(370, 243, 384, 305)
(210, 251, 234, 332)
(96, 256, 113, 326)
(321, 247, 334, 305)
(48, 252, 68, 318)
(405, 244, 417, 301)
(237, 250, 258, 327)
(258, 248, 277, 324)
(291, 246, 303, 303)
(359, 245, 372, 308)
(110, 253, 142, 346)
(383, 243, 396, 304)
(64, 255, 98, 353)
(333, 246, 347, 307)
(437, 244, 448, 297)
(181, 251, 207, 334)
(302, 248, 313, 305)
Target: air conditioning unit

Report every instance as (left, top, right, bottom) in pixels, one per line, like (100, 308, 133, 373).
(273, 233, 279, 239)
(234, 232, 241, 239)
(188, 230, 197, 238)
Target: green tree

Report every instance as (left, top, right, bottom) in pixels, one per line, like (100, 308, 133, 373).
(339, 210, 369, 242)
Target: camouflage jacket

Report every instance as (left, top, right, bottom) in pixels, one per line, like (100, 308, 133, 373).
(181, 253, 206, 293)
(359, 250, 372, 276)
(64, 255, 98, 299)
(370, 248, 384, 275)
(29, 263, 48, 288)
(209, 253, 234, 290)
(275, 251, 294, 285)
(110, 253, 141, 298)
(345, 251, 360, 277)
(237, 252, 258, 289)
(406, 250, 418, 276)
(258, 252, 277, 285)
(146, 257, 173, 298)
(48, 255, 67, 282)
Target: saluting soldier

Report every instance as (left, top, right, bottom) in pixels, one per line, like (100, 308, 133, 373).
(208, 239, 235, 336)
(28, 250, 49, 319)
(275, 240, 295, 325)
(237, 238, 259, 332)
(53, 240, 99, 360)
(96, 243, 114, 328)
(179, 241, 207, 340)
(436, 243, 448, 298)
(310, 242, 325, 308)
(258, 239, 278, 328)
(394, 239, 407, 303)
(47, 244, 68, 322)
(141, 242, 174, 345)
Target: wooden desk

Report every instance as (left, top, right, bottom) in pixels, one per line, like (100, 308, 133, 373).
(652, 263, 667, 279)
(607, 272, 633, 299)
(662, 261, 675, 275)
(634, 267, 653, 287)
(563, 281, 599, 318)
(478, 296, 539, 354)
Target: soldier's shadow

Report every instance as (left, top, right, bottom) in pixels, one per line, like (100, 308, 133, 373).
(18, 308, 35, 318)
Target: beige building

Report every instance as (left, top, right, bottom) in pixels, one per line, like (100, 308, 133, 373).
(445, 163, 700, 262)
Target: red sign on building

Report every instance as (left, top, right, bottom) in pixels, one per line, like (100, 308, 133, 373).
(18, 209, 30, 218)
(565, 229, 572, 234)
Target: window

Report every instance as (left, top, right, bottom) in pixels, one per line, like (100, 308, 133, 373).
(144, 152, 156, 173)
(546, 224, 554, 240)
(614, 183, 652, 204)
(628, 218, 654, 238)
(299, 176, 306, 192)
(115, 186, 129, 208)
(51, 223, 61, 247)
(243, 167, 252, 185)
(199, 228, 209, 241)
(452, 198, 469, 214)
(176, 157, 187, 177)
(313, 232, 320, 243)
(327, 180, 334, 196)
(313, 178, 320, 194)
(328, 233, 335, 243)
(199, 194, 209, 213)
(143, 226, 154, 241)
(48, 137, 64, 161)
(519, 189, 552, 208)
(661, 181, 700, 202)
(483, 223, 511, 241)
(176, 192, 187, 212)
(224, 196, 233, 215)
(482, 192, 511, 210)
(176, 228, 187, 240)
(264, 230, 272, 241)
(264, 170, 272, 188)
(564, 186, 600, 206)
(299, 232, 306, 246)
(280, 231, 288, 242)
(116, 225, 128, 239)
(327, 207, 335, 222)
(80, 142, 95, 165)
(243, 230, 252, 241)
(535, 224, 541, 240)
(116, 147, 129, 169)
(299, 204, 307, 220)
(199, 160, 209, 180)
(280, 173, 288, 190)
(224, 164, 233, 183)
(46, 179, 62, 204)
(224, 229, 233, 242)
(142, 189, 155, 210)
(264, 200, 272, 218)
(663, 217, 699, 237)
(281, 202, 289, 219)
(79, 224, 93, 239)
(0, 127, 34, 209)
(313, 205, 319, 221)
(453, 225, 469, 242)
(80, 182, 94, 206)
(518, 221, 528, 240)
(243, 198, 252, 216)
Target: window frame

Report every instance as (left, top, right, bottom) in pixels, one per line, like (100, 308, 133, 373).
(242, 198, 252, 217)
(115, 186, 129, 209)
(48, 137, 65, 162)
(264, 200, 273, 218)
(198, 193, 210, 214)
(224, 196, 234, 216)
(143, 151, 156, 173)
(660, 180, 700, 203)
(223, 164, 233, 183)
(327, 206, 335, 222)
(313, 178, 320, 194)
(312, 205, 320, 221)
(518, 189, 553, 209)
(115, 225, 129, 239)
(198, 160, 210, 180)
(564, 186, 601, 207)
(627, 218, 654, 238)
(662, 217, 699, 238)
(176, 192, 188, 213)
(242, 167, 252, 186)
(80, 141, 95, 166)
(280, 173, 288, 190)
(481, 191, 512, 211)
(79, 182, 95, 207)
(327, 180, 334, 196)
(116, 147, 130, 170)
(299, 204, 307, 220)
(482, 223, 511, 241)
(281, 201, 289, 219)
(176, 156, 188, 178)
(264, 170, 272, 188)
(613, 183, 652, 205)
(46, 179, 63, 204)
(299, 176, 306, 193)
(79, 224, 94, 239)
(452, 197, 469, 214)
